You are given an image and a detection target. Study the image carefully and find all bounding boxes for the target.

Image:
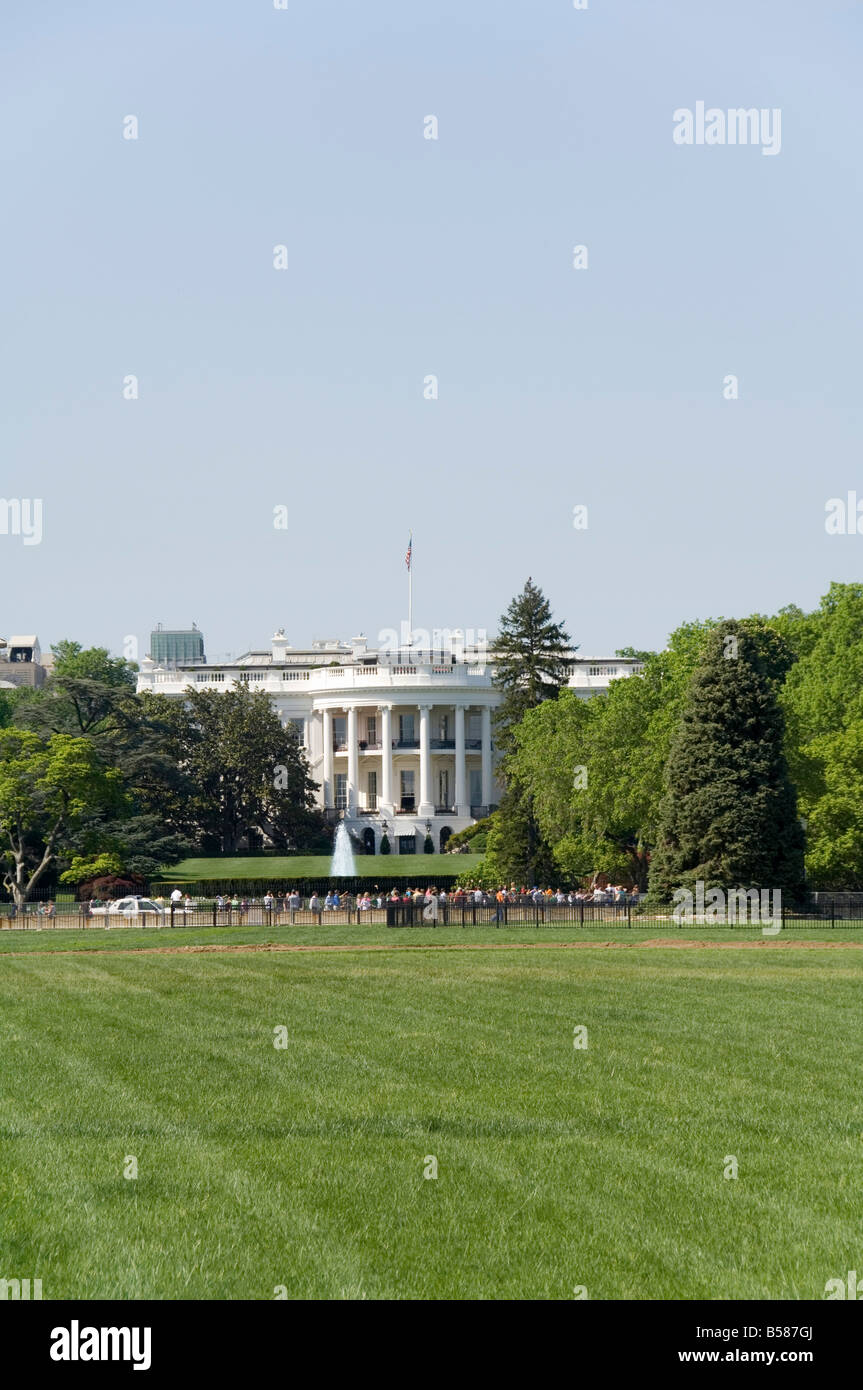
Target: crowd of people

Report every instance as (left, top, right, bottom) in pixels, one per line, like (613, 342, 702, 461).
(203, 884, 639, 914)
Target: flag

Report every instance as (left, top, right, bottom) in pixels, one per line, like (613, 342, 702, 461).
(405, 534, 412, 570)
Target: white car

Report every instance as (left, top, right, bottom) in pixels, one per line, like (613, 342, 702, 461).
(90, 896, 166, 921)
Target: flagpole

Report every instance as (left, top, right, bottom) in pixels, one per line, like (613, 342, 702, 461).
(406, 533, 413, 649)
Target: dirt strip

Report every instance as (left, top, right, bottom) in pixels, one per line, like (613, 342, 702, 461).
(3, 937, 863, 959)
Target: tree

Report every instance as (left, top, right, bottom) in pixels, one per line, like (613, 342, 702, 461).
(648, 621, 805, 903)
(491, 577, 572, 754)
(18, 647, 190, 880)
(486, 579, 573, 884)
(506, 622, 711, 889)
(50, 641, 137, 687)
(0, 730, 124, 907)
(151, 684, 327, 854)
(777, 582, 863, 886)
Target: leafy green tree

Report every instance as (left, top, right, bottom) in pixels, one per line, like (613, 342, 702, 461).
(648, 621, 805, 902)
(151, 684, 327, 854)
(18, 647, 190, 879)
(0, 730, 124, 907)
(507, 622, 712, 890)
(778, 582, 863, 886)
(50, 641, 137, 687)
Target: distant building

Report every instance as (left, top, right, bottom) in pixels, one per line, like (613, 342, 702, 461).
(137, 628, 643, 855)
(0, 635, 47, 688)
(149, 624, 205, 667)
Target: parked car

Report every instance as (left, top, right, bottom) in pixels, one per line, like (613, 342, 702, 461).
(90, 896, 166, 921)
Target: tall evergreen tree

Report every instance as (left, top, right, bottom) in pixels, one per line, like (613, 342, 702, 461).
(491, 577, 572, 754)
(488, 579, 572, 883)
(648, 620, 805, 903)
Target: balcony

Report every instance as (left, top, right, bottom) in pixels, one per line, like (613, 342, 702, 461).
(392, 738, 419, 749)
(430, 738, 455, 749)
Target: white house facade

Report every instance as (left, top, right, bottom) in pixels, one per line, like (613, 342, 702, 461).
(136, 632, 643, 856)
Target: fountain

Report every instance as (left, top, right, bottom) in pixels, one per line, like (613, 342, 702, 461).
(330, 821, 357, 877)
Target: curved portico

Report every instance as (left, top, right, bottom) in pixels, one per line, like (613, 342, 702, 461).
(310, 673, 497, 848)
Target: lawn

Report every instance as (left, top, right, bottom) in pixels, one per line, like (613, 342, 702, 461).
(161, 853, 482, 882)
(1, 936, 861, 1299)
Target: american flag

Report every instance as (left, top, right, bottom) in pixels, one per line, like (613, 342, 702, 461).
(405, 534, 412, 570)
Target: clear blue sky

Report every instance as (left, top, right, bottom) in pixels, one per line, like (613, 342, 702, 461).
(2, 0, 861, 660)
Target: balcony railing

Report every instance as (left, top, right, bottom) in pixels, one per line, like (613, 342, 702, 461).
(431, 738, 455, 749)
(393, 738, 419, 749)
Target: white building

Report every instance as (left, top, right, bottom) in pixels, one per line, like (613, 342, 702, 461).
(136, 632, 643, 856)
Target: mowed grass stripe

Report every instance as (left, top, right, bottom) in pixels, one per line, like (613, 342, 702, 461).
(0, 951, 861, 1298)
(4, 920, 863, 955)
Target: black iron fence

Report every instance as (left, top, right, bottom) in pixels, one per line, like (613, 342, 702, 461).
(3, 895, 863, 931)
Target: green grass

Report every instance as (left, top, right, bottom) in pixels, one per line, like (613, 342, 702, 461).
(1, 935, 862, 1299)
(2, 918, 863, 953)
(162, 853, 482, 881)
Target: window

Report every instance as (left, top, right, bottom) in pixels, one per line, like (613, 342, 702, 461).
(399, 713, 415, 743)
(398, 835, 417, 855)
(287, 718, 304, 744)
(469, 769, 482, 805)
(367, 771, 378, 809)
(335, 774, 347, 810)
(366, 715, 377, 744)
(400, 769, 415, 811)
(468, 713, 481, 741)
(439, 714, 449, 741)
(438, 769, 449, 807)
(333, 716, 346, 749)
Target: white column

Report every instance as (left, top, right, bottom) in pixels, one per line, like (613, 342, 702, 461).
(481, 705, 492, 810)
(322, 709, 333, 809)
(347, 705, 359, 815)
(454, 705, 468, 816)
(380, 704, 393, 814)
(419, 703, 433, 816)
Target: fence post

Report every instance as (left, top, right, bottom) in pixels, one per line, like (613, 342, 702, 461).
(170, 903, 175, 929)
(831, 898, 835, 930)
(212, 902, 217, 929)
(627, 899, 631, 929)
(579, 900, 584, 928)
